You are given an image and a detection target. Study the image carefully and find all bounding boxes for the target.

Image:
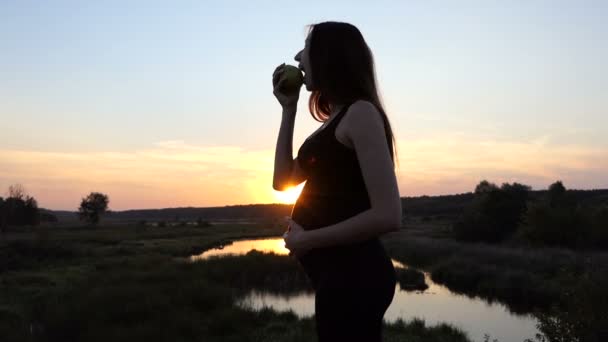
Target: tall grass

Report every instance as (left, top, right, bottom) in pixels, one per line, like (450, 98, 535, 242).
(382, 232, 608, 340)
(1, 224, 473, 342)
(383, 234, 606, 313)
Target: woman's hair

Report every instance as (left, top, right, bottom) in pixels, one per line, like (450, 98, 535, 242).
(306, 21, 398, 166)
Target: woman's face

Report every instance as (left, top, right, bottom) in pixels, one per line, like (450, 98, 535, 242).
(294, 33, 313, 91)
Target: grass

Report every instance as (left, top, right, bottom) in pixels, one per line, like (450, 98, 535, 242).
(0, 223, 472, 342)
(381, 224, 608, 340)
(383, 232, 603, 313)
(385, 318, 471, 342)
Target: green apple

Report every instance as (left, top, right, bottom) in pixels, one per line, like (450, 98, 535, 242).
(281, 64, 304, 93)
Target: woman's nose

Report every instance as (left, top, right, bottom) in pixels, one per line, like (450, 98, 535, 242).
(294, 51, 301, 61)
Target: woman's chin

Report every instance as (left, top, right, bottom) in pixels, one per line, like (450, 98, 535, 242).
(303, 82, 313, 92)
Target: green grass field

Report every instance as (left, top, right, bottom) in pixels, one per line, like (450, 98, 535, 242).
(0, 222, 471, 342)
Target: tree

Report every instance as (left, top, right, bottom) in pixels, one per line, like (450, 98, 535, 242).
(0, 196, 5, 234)
(522, 181, 607, 248)
(78, 192, 109, 225)
(1, 184, 40, 227)
(474, 180, 498, 194)
(548, 180, 566, 197)
(24, 196, 40, 225)
(548, 180, 569, 208)
(8, 184, 26, 200)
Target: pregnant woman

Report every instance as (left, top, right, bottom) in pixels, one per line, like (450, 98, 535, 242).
(272, 21, 402, 342)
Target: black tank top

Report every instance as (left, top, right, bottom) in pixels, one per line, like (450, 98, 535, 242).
(291, 101, 394, 290)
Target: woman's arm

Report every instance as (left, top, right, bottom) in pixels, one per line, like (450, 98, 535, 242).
(273, 106, 307, 190)
(300, 100, 401, 250)
(272, 63, 306, 191)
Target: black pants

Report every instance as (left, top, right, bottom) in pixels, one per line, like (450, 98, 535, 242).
(313, 254, 396, 342)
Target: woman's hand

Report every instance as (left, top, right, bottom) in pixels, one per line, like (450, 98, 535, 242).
(273, 63, 300, 109)
(283, 216, 311, 257)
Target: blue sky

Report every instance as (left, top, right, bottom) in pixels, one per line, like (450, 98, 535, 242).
(1, 1, 606, 209)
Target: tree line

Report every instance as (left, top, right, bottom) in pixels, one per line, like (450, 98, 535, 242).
(2, 181, 606, 249)
(453, 180, 608, 249)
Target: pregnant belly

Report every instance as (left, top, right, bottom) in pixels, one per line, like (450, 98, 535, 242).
(291, 191, 371, 231)
(297, 238, 396, 291)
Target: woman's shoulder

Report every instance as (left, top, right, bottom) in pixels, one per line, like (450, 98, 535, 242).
(335, 99, 384, 148)
(342, 100, 383, 133)
(348, 99, 378, 112)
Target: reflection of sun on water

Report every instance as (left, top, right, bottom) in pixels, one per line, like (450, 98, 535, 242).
(273, 182, 305, 204)
(190, 238, 290, 261)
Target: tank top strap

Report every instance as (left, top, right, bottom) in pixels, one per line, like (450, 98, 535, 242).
(326, 101, 356, 132)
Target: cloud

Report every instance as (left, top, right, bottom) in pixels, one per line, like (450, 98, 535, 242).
(0, 137, 606, 210)
(0, 141, 275, 210)
(394, 135, 608, 195)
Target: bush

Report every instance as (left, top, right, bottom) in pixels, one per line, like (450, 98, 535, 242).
(395, 268, 428, 291)
(453, 181, 530, 243)
(534, 266, 608, 341)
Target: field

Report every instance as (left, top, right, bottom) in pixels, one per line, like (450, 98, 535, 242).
(0, 222, 470, 342)
(2, 215, 606, 341)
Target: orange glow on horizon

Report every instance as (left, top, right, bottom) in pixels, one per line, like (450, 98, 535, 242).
(1, 137, 607, 210)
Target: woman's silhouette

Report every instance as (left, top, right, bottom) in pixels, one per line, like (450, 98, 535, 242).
(272, 21, 401, 342)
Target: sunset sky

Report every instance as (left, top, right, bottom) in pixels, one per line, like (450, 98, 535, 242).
(1, 1, 607, 210)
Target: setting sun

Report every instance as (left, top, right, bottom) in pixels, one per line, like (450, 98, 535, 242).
(273, 182, 306, 204)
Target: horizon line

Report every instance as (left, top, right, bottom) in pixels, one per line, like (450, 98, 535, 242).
(40, 186, 608, 212)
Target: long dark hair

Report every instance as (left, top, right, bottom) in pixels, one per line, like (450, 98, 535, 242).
(306, 21, 398, 167)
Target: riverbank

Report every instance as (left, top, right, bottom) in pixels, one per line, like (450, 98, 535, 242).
(381, 219, 608, 340)
(0, 223, 471, 341)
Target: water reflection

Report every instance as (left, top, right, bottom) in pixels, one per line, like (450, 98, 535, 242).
(190, 238, 289, 261)
(191, 238, 540, 342)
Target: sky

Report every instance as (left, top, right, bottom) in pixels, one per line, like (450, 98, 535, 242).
(1, 0, 607, 210)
